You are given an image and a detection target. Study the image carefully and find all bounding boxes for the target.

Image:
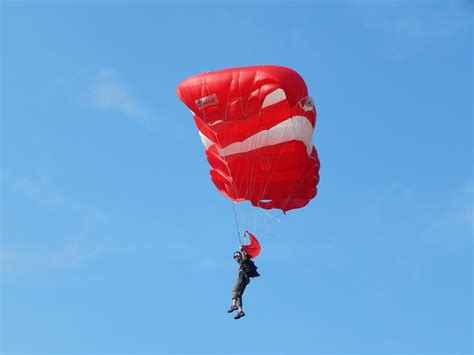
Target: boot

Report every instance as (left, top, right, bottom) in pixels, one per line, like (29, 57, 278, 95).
(234, 311, 245, 319)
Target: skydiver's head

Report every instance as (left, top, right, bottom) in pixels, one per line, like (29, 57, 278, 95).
(233, 251, 242, 261)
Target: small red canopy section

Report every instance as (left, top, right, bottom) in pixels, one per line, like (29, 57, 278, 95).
(176, 65, 320, 213)
(241, 232, 261, 259)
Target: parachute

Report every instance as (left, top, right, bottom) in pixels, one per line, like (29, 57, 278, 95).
(176, 65, 320, 214)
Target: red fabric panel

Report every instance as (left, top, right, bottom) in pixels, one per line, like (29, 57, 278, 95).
(209, 144, 319, 212)
(177, 66, 308, 124)
(190, 87, 315, 148)
(242, 232, 261, 259)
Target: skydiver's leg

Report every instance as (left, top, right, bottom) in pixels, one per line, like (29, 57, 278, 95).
(234, 277, 249, 318)
(227, 299, 238, 313)
(234, 297, 245, 319)
(237, 297, 243, 312)
(229, 282, 239, 313)
(229, 275, 242, 312)
(238, 277, 249, 312)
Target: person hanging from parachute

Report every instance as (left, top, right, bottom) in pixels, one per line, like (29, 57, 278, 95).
(227, 231, 260, 319)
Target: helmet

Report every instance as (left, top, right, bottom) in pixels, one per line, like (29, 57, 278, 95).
(233, 251, 243, 259)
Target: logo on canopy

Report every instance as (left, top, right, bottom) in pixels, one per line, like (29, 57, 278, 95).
(196, 94, 218, 109)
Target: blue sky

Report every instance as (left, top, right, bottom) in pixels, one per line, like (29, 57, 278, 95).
(1, 1, 472, 354)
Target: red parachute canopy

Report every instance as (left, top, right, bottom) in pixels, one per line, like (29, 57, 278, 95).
(176, 65, 320, 213)
(241, 232, 260, 259)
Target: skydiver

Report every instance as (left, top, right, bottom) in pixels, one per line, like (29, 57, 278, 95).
(227, 247, 260, 319)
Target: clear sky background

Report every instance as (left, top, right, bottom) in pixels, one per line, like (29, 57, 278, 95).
(1, 1, 472, 354)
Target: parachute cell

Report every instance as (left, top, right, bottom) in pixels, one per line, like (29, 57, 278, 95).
(176, 65, 320, 213)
